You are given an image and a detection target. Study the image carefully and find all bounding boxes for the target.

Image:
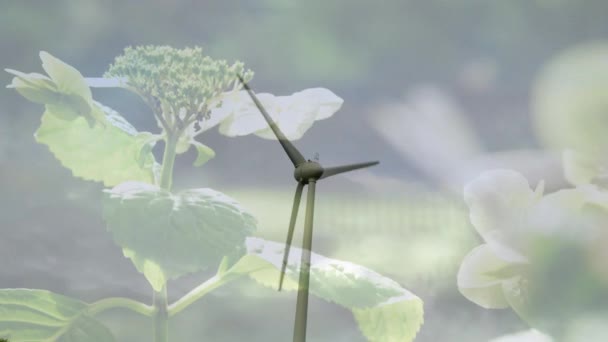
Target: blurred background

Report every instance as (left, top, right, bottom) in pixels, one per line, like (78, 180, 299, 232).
(2, 1, 608, 341)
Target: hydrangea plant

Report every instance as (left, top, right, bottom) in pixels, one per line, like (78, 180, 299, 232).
(4, 46, 423, 342)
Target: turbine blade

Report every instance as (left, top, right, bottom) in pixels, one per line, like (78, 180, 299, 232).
(278, 182, 305, 291)
(237, 75, 307, 167)
(320, 161, 379, 179)
(294, 180, 316, 342)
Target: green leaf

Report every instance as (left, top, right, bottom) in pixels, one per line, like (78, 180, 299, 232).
(8, 52, 106, 127)
(175, 134, 192, 155)
(192, 141, 215, 167)
(39, 52, 96, 126)
(230, 237, 423, 342)
(103, 182, 257, 286)
(133, 132, 161, 169)
(39, 51, 92, 105)
(174, 122, 216, 166)
(5, 69, 59, 105)
(36, 102, 157, 187)
(122, 248, 167, 292)
(352, 300, 423, 342)
(6, 69, 89, 123)
(0, 289, 115, 342)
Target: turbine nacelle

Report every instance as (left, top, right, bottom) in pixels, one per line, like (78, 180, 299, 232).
(294, 161, 324, 183)
(237, 74, 379, 342)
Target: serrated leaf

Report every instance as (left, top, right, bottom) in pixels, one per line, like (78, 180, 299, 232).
(102, 182, 256, 286)
(352, 298, 424, 342)
(36, 102, 157, 187)
(230, 237, 423, 342)
(0, 289, 115, 342)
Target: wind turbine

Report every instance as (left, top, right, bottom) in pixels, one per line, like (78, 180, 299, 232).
(237, 75, 379, 342)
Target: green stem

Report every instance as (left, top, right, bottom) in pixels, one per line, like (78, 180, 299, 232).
(153, 131, 179, 342)
(87, 297, 154, 317)
(168, 273, 235, 318)
(169, 261, 271, 318)
(153, 287, 169, 342)
(169, 266, 267, 317)
(159, 134, 178, 190)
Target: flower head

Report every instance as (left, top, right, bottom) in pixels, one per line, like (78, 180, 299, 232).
(105, 45, 253, 130)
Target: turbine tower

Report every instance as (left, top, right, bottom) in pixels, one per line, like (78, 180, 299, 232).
(238, 75, 379, 342)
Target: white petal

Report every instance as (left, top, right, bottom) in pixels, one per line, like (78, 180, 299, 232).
(292, 87, 343, 120)
(578, 183, 608, 209)
(202, 91, 248, 133)
(528, 188, 593, 241)
(219, 88, 342, 141)
(457, 244, 511, 309)
(218, 92, 277, 137)
(563, 149, 605, 186)
(464, 169, 536, 237)
(483, 230, 529, 264)
(254, 95, 318, 140)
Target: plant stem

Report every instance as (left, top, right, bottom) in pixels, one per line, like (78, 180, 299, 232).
(169, 259, 270, 318)
(154, 131, 178, 342)
(168, 273, 235, 318)
(159, 134, 178, 190)
(88, 297, 154, 317)
(153, 286, 169, 342)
